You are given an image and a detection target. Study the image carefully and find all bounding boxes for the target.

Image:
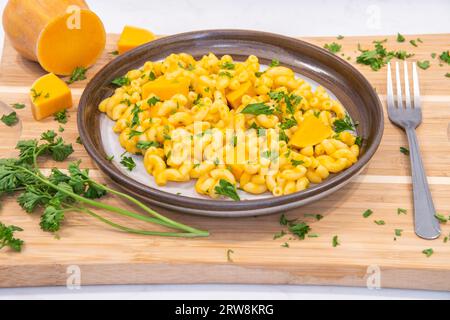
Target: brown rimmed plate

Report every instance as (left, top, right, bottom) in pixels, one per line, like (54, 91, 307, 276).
(78, 29, 383, 217)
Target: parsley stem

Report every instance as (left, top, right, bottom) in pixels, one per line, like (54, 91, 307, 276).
(15, 167, 208, 237)
(96, 183, 207, 235)
(74, 207, 206, 238)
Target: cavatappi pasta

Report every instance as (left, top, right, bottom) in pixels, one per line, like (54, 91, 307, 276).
(99, 53, 360, 199)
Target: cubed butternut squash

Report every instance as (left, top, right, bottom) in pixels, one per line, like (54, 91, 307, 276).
(118, 26, 156, 54)
(226, 82, 255, 109)
(290, 115, 333, 148)
(142, 77, 190, 101)
(30, 73, 73, 121)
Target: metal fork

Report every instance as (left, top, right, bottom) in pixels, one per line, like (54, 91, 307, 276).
(387, 61, 440, 240)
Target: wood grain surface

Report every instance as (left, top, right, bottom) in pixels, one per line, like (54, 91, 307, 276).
(0, 33, 449, 290)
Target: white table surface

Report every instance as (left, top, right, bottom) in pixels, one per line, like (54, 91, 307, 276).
(1, 0, 449, 300)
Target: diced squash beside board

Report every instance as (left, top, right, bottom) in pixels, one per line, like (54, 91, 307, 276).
(2, 0, 106, 75)
(30, 73, 73, 121)
(290, 115, 333, 148)
(118, 26, 156, 54)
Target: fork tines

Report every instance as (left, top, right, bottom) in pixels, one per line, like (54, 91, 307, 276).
(387, 61, 421, 110)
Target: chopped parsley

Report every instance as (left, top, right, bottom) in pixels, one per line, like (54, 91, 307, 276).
(109, 50, 119, 56)
(58, 125, 65, 133)
(67, 66, 87, 84)
(111, 76, 130, 87)
(304, 214, 323, 221)
(324, 42, 342, 54)
(128, 130, 144, 139)
(273, 230, 287, 240)
(397, 208, 407, 215)
(281, 242, 289, 248)
(280, 117, 297, 130)
(333, 114, 356, 133)
(255, 71, 265, 78)
(356, 41, 412, 71)
(218, 71, 233, 78)
(1, 112, 18, 126)
(0, 223, 24, 252)
(362, 209, 373, 218)
(76, 136, 83, 145)
(409, 39, 418, 47)
(332, 235, 340, 247)
(434, 213, 448, 224)
(54, 109, 68, 124)
(431, 53, 437, 59)
(147, 96, 161, 106)
(120, 155, 136, 171)
(291, 159, 304, 167)
(396, 33, 405, 43)
(400, 146, 410, 155)
(289, 222, 311, 240)
(439, 50, 450, 64)
(241, 103, 273, 115)
(220, 61, 235, 70)
(30, 88, 42, 102)
(417, 60, 430, 70)
(395, 229, 403, 237)
(355, 136, 363, 147)
(105, 155, 114, 162)
(446, 73, 450, 78)
(337, 35, 344, 40)
(269, 59, 280, 67)
(215, 179, 240, 201)
(11, 103, 26, 110)
(137, 141, 161, 150)
(422, 248, 434, 257)
(374, 220, 386, 225)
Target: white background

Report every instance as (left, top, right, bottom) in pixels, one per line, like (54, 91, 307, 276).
(1, 0, 450, 300)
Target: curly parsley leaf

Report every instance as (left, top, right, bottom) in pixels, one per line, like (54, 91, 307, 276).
(214, 179, 240, 201)
(1, 112, 19, 126)
(241, 103, 273, 115)
(67, 66, 87, 84)
(0, 223, 24, 252)
(111, 76, 131, 87)
(54, 109, 68, 124)
(333, 115, 356, 133)
(324, 42, 342, 54)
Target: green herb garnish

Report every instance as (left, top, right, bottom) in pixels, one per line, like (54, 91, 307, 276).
(227, 249, 234, 262)
(12, 103, 26, 110)
(324, 42, 342, 54)
(439, 51, 450, 64)
(220, 61, 235, 70)
(332, 235, 340, 247)
(67, 67, 87, 84)
(273, 230, 287, 240)
(269, 59, 280, 67)
(215, 179, 240, 201)
(137, 141, 161, 150)
(281, 242, 289, 248)
(1, 112, 19, 126)
(337, 35, 344, 40)
(120, 155, 136, 171)
(409, 39, 418, 47)
(395, 229, 403, 237)
(396, 33, 405, 43)
(417, 60, 430, 70)
(111, 76, 131, 87)
(333, 115, 356, 133)
(0, 223, 24, 252)
(291, 159, 304, 167)
(400, 146, 410, 155)
(435, 213, 448, 224)
(241, 103, 274, 115)
(422, 248, 434, 257)
(109, 50, 119, 56)
(363, 209, 373, 218)
(374, 220, 386, 225)
(54, 109, 68, 124)
(397, 208, 407, 215)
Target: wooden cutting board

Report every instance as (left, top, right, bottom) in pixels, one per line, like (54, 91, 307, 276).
(1, 33, 449, 290)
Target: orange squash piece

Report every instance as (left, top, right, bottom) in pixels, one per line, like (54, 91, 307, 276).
(30, 73, 73, 121)
(118, 26, 156, 54)
(226, 82, 255, 109)
(2, 0, 106, 76)
(290, 115, 333, 148)
(142, 77, 190, 101)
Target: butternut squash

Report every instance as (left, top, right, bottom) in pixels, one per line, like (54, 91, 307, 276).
(118, 26, 156, 54)
(142, 77, 190, 101)
(226, 82, 255, 109)
(2, 0, 106, 75)
(290, 115, 333, 148)
(30, 73, 73, 121)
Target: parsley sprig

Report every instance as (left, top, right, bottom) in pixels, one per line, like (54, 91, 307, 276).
(215, 179, 240, 201)
(0, 132, 209, 251)
(0, 223, 24, 252)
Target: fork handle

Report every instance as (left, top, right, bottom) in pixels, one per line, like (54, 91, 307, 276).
(406, 128, 441, 239)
